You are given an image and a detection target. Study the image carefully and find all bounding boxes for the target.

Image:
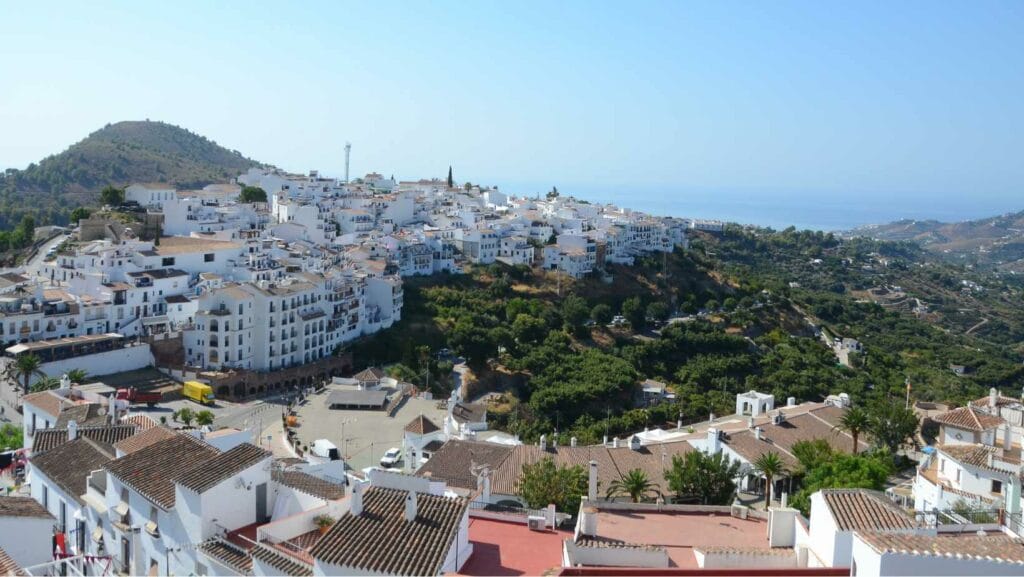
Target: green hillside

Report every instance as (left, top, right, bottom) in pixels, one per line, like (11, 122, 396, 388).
(0, 120, 265, 228)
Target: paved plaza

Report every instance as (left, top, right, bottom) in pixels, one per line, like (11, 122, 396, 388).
(291, 384, 448, 471)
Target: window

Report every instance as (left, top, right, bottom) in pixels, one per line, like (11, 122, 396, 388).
(204, 253, 215, 262)
(42, 485, 48, 509)
(162, 257, 176, 266)
(993, 480, 1003, 494)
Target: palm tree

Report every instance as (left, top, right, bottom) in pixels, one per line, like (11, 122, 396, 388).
(834, 407, 869, 454)
(605, 468, 661, 503)
(13, 354, 44, 395)
(753, 452, 786, 508)
(65, 369, 88, 385)
(30, 376, 62, 393)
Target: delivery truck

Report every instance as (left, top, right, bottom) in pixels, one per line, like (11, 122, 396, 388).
(115, 387, 162, 407)
(183, 381, 215, 405)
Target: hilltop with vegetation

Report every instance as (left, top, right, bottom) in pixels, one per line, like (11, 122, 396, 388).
(847, 210, 1024, 272)
(0, 120, 265, 229)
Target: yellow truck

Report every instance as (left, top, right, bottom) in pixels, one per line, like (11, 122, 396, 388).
(183, 381, 215, 405)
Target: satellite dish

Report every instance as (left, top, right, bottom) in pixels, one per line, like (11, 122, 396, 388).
(98, 407, 107, 416)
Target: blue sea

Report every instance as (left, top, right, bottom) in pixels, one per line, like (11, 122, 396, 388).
(497, 182, 1021, 232)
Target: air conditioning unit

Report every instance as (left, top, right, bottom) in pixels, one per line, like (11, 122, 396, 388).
(527, 516, 546, 531)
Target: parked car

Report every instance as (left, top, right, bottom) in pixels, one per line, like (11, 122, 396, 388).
(380, 447, 402, 468)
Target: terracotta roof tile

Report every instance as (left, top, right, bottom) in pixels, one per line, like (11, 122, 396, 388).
(309, 486, 468, 575)
(32, 425, 138, 454)
(404, 415, 439, 435)
(31, 437, 114, 505)
(0, 546, 21, 576)
(451, 402, 486, 424)
(821, 489, 917, 531)
(250, 543, 313, 576)
(120, 414, 159, 432)
(112, 426, 178, 455)
(0, 496, 54, 519)
(416, 440, 514, 490)
(353, 367, 385, 382)
(176, 443, 270, 494)
(199, 537, 253, 574)
(856, 532, 1024, 563)
(273, 469, 346, 500)
(103, 435, 220, 508)
(55, 404, 110, 428)
(933, 406, 1004, 432)
(21, 391, 65, 418)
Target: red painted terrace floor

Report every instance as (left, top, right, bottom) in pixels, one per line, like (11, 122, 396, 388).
(457, 517, 570, 576)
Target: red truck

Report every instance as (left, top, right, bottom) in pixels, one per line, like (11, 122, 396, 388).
(116, 387, 162, 407)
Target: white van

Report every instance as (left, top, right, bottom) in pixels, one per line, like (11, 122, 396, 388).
(311, 439, 341, 461)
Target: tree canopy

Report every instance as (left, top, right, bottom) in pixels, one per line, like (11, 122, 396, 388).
(519, 457, 587, 513)
(664, 451, 740, 505)
(239, 186, 268, 203)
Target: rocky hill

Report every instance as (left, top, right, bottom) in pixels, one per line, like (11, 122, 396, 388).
(0, 120, 265, 228)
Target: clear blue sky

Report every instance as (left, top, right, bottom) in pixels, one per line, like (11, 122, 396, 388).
(2, 1, 1023, 209)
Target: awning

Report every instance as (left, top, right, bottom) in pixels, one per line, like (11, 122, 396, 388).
(141, 315, 170, 326)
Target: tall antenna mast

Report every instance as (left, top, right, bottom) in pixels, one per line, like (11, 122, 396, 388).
(344, 142, 352, 183)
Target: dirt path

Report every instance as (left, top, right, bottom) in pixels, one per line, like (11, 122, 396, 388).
(965, 317, 989, 335)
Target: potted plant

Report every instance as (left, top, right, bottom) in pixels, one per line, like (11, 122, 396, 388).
(314, 514, 335, 535)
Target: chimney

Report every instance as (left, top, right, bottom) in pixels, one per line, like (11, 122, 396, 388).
(707, 428, 721, 454)
(588, 460, 598, 501)
(67, 420, 78, 441)
(612, 437, 619, 449)
(351, 480, 364, 516)
(539, 434, 547, 451)
(570, 437, 578, 448)
(579, 505, 598, 536)
(603, 435, 608, 446)
(1004, 425, 1013, 451)
(405, 491, 418, 522)
(990, 387, 999, 409)
(748, 416, 755, 429)
(755, 427, 763, 441)
(677, 419, 682, 430)
(787, 397, 796, 407)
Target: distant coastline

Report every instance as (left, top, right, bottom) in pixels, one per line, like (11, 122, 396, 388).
(498, 180, 1021, 232)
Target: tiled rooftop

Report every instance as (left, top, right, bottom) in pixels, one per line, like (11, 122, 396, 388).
(0, 496, 55, 519)
(103, 434, 220, 508)
(272, 469, 346, 500)
(176, 443, 270, 494)
(112, 425, 178, 455)
(933, 406, 1004, 432)
(31, 437, 115, 505)
(856, 531, 1024, 564)
(820, 489, 917, 531)
(310, 486, 468, 575)
(32, 424, 137, 454)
